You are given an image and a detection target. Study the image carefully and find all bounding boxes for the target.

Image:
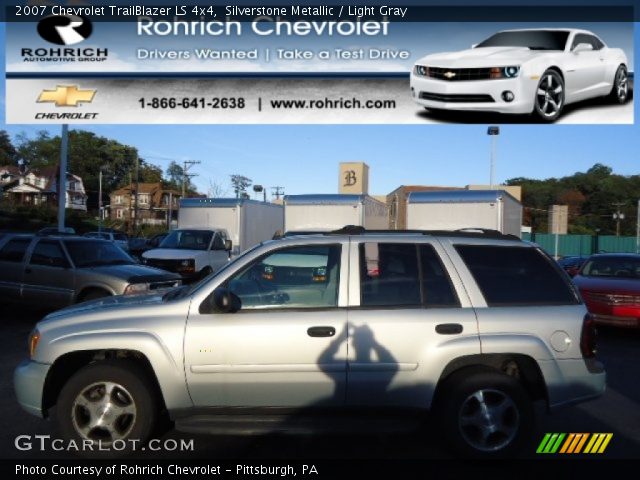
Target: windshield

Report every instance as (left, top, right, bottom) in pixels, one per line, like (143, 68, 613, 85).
(65, 240, 135, 267)
(581, 256, 640, 279)
(475, 30, 570, 50)
(159, 230, 213, 250)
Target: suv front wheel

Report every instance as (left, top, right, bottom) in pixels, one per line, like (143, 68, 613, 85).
(56, 360, 157, 457)
(438, 368, 534, 458)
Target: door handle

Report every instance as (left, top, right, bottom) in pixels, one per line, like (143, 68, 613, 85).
(435, 323, 463, 335)
(307, 326, 336, 338)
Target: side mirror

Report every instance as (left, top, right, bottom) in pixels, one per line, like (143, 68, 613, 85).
(211, 287, 241, 314)
(573, 43, 593, 53)
(224, 239, 233, 252)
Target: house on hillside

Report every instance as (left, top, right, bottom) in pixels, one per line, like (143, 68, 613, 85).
(0, 165, 87, 211)
(109, 182, 181, 225)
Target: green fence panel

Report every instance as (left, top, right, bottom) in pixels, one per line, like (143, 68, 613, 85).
(525, 233, 639, 257)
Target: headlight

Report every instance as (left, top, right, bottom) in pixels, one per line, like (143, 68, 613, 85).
(176, 259, 195, 274)
(29, 329, 41, 359)
(414, 65, 428, 76)
(490, 66, 520, 79)
(123, 283, 150, 295)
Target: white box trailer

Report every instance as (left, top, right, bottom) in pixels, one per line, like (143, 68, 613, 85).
(178, 198, 284, 255)
(284, 194, 388, 232)
(406, 190, 522, 238)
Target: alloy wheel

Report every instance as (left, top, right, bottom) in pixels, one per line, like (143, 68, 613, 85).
(616, 68, 628, 101)
(71, 381, 137, 445)
(458, 388, 520, 452)
(536, 74, 564, 118)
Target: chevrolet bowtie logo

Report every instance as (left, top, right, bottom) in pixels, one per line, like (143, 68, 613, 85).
(444, 71, 457, 79)
(37, 85, 96, 107)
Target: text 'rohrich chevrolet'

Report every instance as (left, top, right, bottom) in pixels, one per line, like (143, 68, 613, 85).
(411, 29, 629, 121)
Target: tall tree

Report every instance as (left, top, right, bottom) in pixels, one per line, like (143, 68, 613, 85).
(0, 130, 18, 165)
(230, 174, 252, 198)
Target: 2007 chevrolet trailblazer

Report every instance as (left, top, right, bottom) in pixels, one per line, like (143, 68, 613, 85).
(14, 229, 605, 457)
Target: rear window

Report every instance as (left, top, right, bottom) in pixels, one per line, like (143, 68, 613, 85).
(455, 245, 578, 306)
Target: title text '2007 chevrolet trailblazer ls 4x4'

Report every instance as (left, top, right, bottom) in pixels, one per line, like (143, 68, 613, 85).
(14, 228, 605, 457)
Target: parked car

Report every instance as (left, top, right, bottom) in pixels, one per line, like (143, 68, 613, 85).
(128, 233, 167, 260)
(411, 28, 629, 121)
(142, 228, 232, 282)
(0, 234, 181, 310)
(37, 227, 76, 236)
(557, 255, 589, 277)
(84, 231, 130, 252)
(14, 229, 604, 458)
(572, 253, 640, 328)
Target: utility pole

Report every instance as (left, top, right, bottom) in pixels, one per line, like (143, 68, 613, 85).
(133, 156, 140, 236)
(487, 126, 500, 189)
(57, 124, 69, 233)
(271, 186, 284, 200)
(612, 202, 625, 237)
(98, 169, 103, 233)
(182, 160, 201, 198)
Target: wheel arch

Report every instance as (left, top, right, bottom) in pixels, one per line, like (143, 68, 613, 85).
(40, 334, 192, 416)
(433, 353, 548, 408)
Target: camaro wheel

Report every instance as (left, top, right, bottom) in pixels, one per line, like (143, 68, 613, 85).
(608, 65, 629, 104)
(56, 360, 157, 456)
(438, 368, 533, 458)
(534, 70, 565, 122)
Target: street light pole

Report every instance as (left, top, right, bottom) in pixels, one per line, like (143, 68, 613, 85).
(487, 126, 500, 189)
(98, 169, 103, 233)
(57, 124, 69, 233)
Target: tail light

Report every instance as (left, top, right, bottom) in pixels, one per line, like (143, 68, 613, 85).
(580, 313, 597, 358)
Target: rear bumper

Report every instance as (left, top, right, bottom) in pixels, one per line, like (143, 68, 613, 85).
(538, 358, 606, 411)
(592, 314, 640, 329)
(14, 360, 50, 417)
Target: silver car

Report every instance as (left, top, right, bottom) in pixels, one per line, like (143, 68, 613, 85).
(14, 229, 605, 457)
(0, 234, 181, 309)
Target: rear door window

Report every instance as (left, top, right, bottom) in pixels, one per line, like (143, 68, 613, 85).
(0, 238, 32, 263)
(455, 245, 578, 306)
(30, 240, 69, 268)
(360, 243, 459, 308)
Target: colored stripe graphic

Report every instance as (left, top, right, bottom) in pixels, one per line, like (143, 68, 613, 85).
(537, 433, 612, 454)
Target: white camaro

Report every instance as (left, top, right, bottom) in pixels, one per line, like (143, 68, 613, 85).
(410, 28, 629, 121)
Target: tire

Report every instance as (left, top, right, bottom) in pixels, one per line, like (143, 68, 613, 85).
(533, 69, 565, 122)
(78, 289, 110, 303)
(607, 65, 629, 104)
(56, 360, 157, 457)
(437, 368, 534, 458)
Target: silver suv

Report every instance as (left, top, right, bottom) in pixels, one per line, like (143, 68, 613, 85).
(14, 229, 605, 457)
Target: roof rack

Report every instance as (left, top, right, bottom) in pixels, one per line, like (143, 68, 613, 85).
(283, 225, 520, 241)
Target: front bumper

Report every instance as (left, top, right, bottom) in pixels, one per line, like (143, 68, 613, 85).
(538, 358, 606, 411)
(14, 360, 50, 417)
(410, 73, 537, 114)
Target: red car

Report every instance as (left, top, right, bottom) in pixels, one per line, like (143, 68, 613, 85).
(573, 253, 640, 328)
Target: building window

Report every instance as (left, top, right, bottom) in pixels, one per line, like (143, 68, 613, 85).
(116, 209, 124, 219)
(138, 194, 150, 204)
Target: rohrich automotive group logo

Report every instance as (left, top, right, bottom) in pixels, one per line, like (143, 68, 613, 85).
(21, 15, 107, 63)
(536, 432, 613, 454)
(37, 15, 92, 45)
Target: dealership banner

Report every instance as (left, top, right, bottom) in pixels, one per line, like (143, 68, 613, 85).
(4, 2, 636, 124)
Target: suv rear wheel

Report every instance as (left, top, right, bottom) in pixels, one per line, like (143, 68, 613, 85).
(438, 368, 533, 458)
(56, 360, 157, 456)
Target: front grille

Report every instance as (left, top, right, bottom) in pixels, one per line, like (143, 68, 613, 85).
(145, 259, 180, 273)
(422, 66, 494, 81)
(583, 291, 640, 306)
(419, 92, 494, 103)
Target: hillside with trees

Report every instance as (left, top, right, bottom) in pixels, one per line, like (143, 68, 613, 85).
(506, 164, 640, 235)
